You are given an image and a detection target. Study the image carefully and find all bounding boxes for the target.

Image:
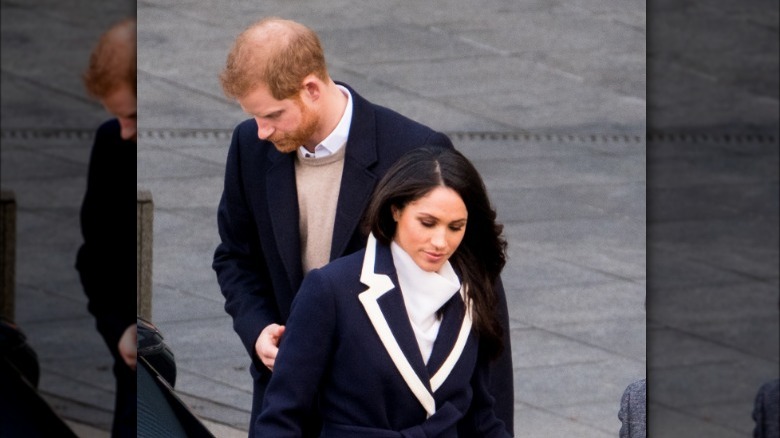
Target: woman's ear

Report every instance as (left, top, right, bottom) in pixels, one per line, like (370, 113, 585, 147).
(391, 205, 400, 222)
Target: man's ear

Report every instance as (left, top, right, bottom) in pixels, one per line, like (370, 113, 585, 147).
(301, 74, 321, 102)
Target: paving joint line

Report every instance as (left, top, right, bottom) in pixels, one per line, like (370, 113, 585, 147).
(649, 324, 780, 363)
(521, 324, 647, 364)
(4, 128, 777, 144)
(513, 399, 616, 435)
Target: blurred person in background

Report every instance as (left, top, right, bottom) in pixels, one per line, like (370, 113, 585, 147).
(76, 17, 137, 438)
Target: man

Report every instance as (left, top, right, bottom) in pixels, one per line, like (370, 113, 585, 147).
(213, 17, 514, 436)
(77, 17, 137, 438)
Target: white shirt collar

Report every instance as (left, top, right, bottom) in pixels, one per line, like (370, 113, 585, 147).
(391, 241, 461, 363)
(298, 85, 353, 159)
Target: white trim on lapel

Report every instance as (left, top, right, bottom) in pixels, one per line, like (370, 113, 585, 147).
(430, 286, 473, 392)
(358, 234, 436, 418)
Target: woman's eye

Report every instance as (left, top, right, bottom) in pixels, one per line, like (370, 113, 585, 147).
(449, 226, 463, 232)
(421, 221, 435, 228)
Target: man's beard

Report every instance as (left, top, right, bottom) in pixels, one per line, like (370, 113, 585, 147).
(269, 99, 318, 154)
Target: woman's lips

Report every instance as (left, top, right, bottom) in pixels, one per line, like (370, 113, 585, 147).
(423, 251, 445, 262)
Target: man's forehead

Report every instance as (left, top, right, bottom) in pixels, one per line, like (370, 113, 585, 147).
(239, 85, 292, 113)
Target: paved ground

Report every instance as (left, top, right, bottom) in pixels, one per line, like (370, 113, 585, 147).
(645, 1, 779, 436)
(0, 0, 777, 437)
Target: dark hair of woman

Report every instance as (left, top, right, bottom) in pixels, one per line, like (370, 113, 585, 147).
(363, 147, 508, 358)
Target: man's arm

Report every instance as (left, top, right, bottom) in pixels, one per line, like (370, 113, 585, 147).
(213, 124, 281, 372)
(76, 120, 136, 359)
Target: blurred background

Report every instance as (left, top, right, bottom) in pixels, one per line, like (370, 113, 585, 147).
(1, 0, 134, 436)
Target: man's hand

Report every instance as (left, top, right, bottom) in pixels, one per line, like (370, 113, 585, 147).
(118, 324, 137, 371)
(255, 324, 285, 371)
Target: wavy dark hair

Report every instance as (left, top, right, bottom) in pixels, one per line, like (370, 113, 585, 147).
(363, 147, 508, 357)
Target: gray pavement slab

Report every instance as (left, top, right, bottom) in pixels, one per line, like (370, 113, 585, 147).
(649, 404, 746, 438)
(38, 361, 115, 420)
(515, 357, 642, 409)
(509, 282, 646, 327)
(649, 326, 768, 368)
(42, 392, 114, 434)
(551, 317, 648, 362)
(650, 281, 778, 327)
(651, 360, 775, 408)
(325, 69, 514, 132)
(513, 404, 615, 438)
(647, 131, 778, 436)
(682, 317, 780, 363)
(535, 244, 646, 281)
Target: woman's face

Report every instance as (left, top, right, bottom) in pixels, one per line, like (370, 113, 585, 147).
(392, 186, 467, 272)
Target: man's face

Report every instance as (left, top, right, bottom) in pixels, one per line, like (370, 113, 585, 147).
(238, 84, 319, 153)
(101, 84, 137, 142)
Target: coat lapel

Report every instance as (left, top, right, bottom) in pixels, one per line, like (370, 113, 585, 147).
(376, 287, 430, 390)
(265, 148, 303, 313)
(358, 235, 476, 414)
(429, 286, 473, 393)
(425, 294, 465, 375)
(358, 235, 436, 417)
(329, 84, 378, 261)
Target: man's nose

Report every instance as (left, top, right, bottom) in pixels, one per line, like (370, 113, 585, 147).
(119, 118, 136, 141)
(256, 118, 274, 140)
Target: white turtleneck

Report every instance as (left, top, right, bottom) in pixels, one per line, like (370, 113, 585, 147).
(390, 241, 461, 364)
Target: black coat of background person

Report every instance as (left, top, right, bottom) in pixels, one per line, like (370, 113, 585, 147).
(213, 82, 515, 435)
(1, 319, 77, 437)
(75, 119, 136, 438)
(752, 379, 779, 438)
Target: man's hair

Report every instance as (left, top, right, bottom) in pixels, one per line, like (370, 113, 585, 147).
(220, 17, 329, 100)
(83, 18, 137, 98)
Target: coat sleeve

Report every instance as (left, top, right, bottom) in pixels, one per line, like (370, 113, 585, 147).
(76, 120, 135, 355)
(212, 123, 279, 370)
(489, 276, 515, 434)
(254, 268, 337, 437)
(459, 341, 512, 438)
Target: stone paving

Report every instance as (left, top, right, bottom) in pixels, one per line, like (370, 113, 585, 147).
(0, 0, 777, 437)
(645, 0, 779, 436)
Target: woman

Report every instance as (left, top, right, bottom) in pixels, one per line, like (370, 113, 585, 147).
(256, 147, 510, 437)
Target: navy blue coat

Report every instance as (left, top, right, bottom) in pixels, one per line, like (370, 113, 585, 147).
(213, 83, 514, 434)
(257, 235, 510, 438)
(75, 119, 136, 438)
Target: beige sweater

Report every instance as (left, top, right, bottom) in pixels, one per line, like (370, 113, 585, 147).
(295, 145, 347, 274)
